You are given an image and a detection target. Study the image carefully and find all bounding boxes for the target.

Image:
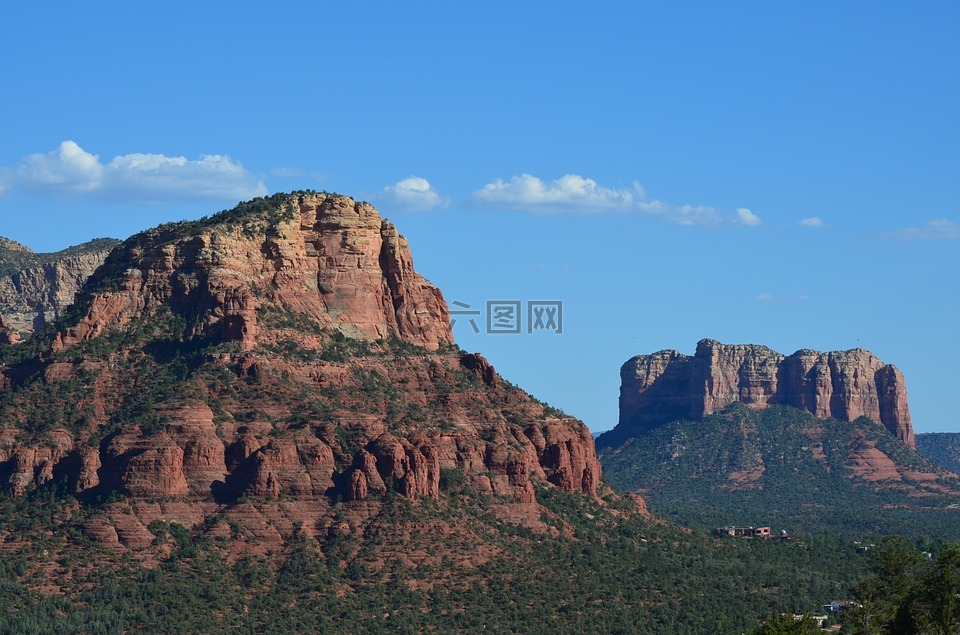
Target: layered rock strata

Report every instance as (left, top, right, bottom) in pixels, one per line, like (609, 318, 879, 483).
(607, 339, 914, 448)
(53, 194, 450, 352)
(0, 237, 119, 336)
(0, 193, 603, 551)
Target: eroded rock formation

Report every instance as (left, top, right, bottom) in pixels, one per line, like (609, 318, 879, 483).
(606, 338, 914, 448)
(0, 193, 603, 551)
(0, 237, 119, 336)
(0, 312, 19, 345)
(54, 193, 451, 352)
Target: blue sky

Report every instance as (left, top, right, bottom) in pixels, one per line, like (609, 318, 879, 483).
(1, 2, 957, 433)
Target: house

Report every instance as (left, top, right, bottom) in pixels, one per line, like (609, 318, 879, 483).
(714, 526, 772, 538)
(823, 600, 860, 614)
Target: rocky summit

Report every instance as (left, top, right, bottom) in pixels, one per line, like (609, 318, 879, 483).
(600, 338, 914, 449)
(0, 236, 120, 337)
(0, 192, 601, 553)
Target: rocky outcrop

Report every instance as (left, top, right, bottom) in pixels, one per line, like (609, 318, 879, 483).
(0, 237, 118, 336)
(605, 339, 914, 448)
(460, 353, 498, 387)
(55, 193, 451, 352)
(0, 353, 602, 549)
(0, 312, 19, 345)
(0, 193, 604, 551)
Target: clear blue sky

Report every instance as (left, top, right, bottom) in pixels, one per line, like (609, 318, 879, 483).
(1, 2, 957, 433)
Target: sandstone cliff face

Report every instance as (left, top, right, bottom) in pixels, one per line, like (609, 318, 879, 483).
(0, 193, 603, 552)
(0, 312, 19, 345)
(55, 193, 451, 352)
(0, 354, 602, 549)
(607, 339, 914, 448)
(0, 237, 118, 336)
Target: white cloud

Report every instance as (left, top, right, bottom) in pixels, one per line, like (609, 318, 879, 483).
(735, 208, 762, 226)
(470, 172, 761, 227)
(470, 173, 638, 212)
(657, 203, 726, 226)
(885, 219, 960, 241)
(9, 140, 267, 203)
(376, 176, 449, 211)
(799, 216, 824, 228)
(17, 141, 104, 197)
(104, 152, 267, 203)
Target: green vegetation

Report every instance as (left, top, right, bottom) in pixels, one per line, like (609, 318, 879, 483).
(0, 484, 871, 634)
(843, 536, 960, 634)
(0, 307, 202, 442)
(124, 193, 299, 246)
(917, 433, 960, 475)
(600, 403, 960, 539)
(120, 190, 350, 251)
(751, 613, 822, 634)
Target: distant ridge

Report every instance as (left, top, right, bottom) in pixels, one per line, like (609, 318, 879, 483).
(917, 432, 960, 475)
(598, 338, 913, 449)
(0, 235, 120, 334)
(0, 236, 119, 277)
(599, 403, 960, 538)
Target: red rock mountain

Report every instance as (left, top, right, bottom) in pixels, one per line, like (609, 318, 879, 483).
(51, 195, 450, 353)
(0, 192, 601, 551)
(602, 338, 914, 449)
(0, 236, 119, 337)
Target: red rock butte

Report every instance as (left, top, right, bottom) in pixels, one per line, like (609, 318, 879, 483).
(0, 192, 602, 551)
(604, 338, 914, 449)
(55, 192, 453, 353)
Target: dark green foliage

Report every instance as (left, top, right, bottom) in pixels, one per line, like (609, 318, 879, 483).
(381, 335, 427, 358)
(917, 433, 960, 475)
(46, 238, 122, 259)
(528, 395, 568, 419)
(750, 613, 822, 634)
(256, 305, 327, 337)
(256, 307, 377, 363)
(0, 321, 62, 367)
(260, 337, 324, 362)
(600, 404, 960, 539)
(0, 487, 869, 634)
(122, 192, 305, 248)
(0, 364, 101, 439)
(844, 537, 960, 634)
(438, 467, 466, 492)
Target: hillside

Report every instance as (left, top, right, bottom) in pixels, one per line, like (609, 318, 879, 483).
(917, 432, 960, 475)
(0, 236, 119, 336)
(0, 481, 868, 633)
(0, 192, 880, 632)
(600, 403, 960, 538)
(0, 192, 601, 557)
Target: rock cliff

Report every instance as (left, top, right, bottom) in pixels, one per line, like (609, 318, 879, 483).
(53, 194, 450, 352)
(0, 192, 602, 552)
(603, 338, 914, 448)
(0, 312, 19, 345)
(0, 236, 119, 336)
